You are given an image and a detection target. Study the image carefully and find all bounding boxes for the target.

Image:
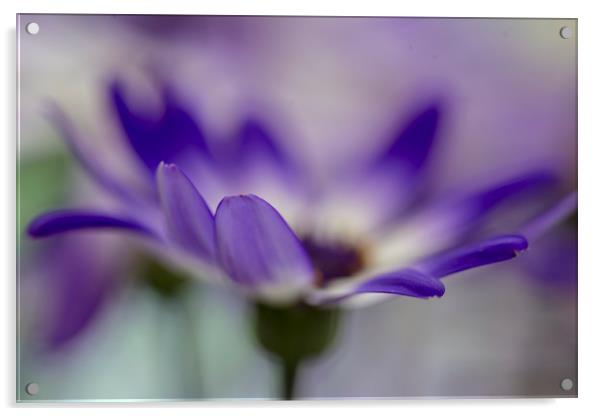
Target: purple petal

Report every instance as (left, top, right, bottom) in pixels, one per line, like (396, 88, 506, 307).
(463, 171, 556, 218)
(212, 117, 298, 182)
(240, 118, 285, 159)
(215, 194, 314, 293)
(46, 103, 144, 204)
(377, 103, 441, 174)
(518, 226, 577, 289)
(414, 234, 529, 279)
(521, 192, 577, 241)
(236, 118, 296, 170)
(27, 210, 155, 238)
(372, 172, 554, 270)
(308, 268, 445, 305)
(37, 235, 120, 350)
(338, 103, 441, 229)
(109, 80, 210, 173)
(156, 162, 216, 261)
(354, 269, 445, 298)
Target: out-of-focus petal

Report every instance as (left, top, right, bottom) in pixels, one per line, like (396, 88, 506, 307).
(215, 194, 314, 301)
(521, 191, 577, 241)
(237, 118, 291, 168)
(517, 225, 577, 289)
(46, 103, 144, 204)
(109, 80, 210, 173)
(309, 103, 443, 237)
(371, 171, 554, 269)
(413, 234, 529, 279)
(461, 171, 556, 220)
(308, 268, 445, 305)
(27, 210, 156, 238)
(37, 235, 122, 350)
(376, 103, 441, 175)
(156, 162, 216, 261)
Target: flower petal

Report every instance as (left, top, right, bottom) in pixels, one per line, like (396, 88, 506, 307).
(462, 171, 556, 219)
(156, 162, 216, 261)
(372, 171, 554, 269)
(310, 103, 443, 236)
(377, 103, 442, 174)
(27, 210, 156, 238)
(413, 234, 529, 279)
(46, 103, 144, 204)
(109, 80, 210, 173)
(309, 234, 528, 306)
(238, 118, 291, 167)
(37, 234, 122, 350)
(309, 268, 445, 305)
(215, 194, 314, 299)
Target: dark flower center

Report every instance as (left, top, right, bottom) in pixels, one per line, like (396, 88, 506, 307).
(300, 236, 365, 287)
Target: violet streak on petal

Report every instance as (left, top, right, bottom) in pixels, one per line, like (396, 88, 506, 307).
(109, 80, 210, 173)
(27, 210, 156, 238)
(215, 194, 314, 294)
(156, 162, 217, 261)
(414, 234, 529, 279)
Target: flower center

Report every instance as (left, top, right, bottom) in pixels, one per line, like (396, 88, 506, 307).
(300, 236, 365, 287)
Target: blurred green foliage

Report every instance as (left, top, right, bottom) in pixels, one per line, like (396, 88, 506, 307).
(17, 150, 72, 242)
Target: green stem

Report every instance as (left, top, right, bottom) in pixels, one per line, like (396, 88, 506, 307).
(281, 360, 299, 400)
(252, 301, 339, 400)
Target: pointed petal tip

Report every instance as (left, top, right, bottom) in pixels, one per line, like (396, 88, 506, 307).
(216, 193, 263, 209)
(499, 234, 529, 251)
(377, 101, 445, 176)
(156, 161, 178, 175)
(26, 217, 47, 238)
(156, 160, 216, 261)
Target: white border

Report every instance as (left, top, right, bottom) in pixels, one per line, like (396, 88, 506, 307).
(3, 0, 600, 415)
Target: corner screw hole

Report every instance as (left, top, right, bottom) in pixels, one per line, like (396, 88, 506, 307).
(560, 378, 574, 391)
(25, 382, 39, 396)
(559, 26, 572, 39)
(26, 22, 40, 35)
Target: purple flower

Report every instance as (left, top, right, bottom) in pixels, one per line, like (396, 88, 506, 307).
(27, 80, 576, 308)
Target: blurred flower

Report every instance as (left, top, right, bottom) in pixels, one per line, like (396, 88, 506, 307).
(21, 233, 128, 351)
(27, 80, 575, 308)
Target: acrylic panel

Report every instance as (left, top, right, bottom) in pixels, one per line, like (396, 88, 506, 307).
(16, 15, 577, 401)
